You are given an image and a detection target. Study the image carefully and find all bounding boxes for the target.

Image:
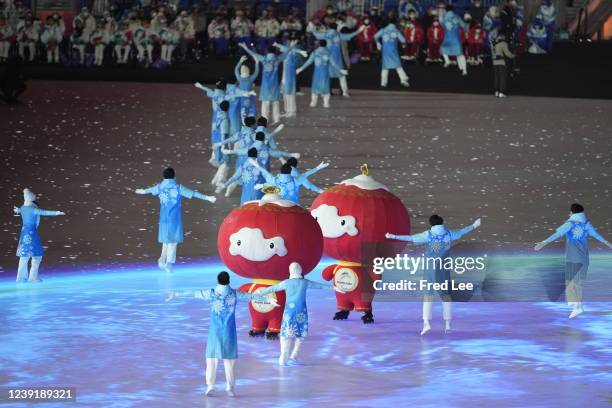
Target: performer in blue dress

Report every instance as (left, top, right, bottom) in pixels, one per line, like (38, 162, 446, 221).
(223, 131, 298, 172)
(535, 203, 611, 319)
(286, 157, 327, 201)
(166, 271, 277, 396)
(234, 55, 260, 119)
(195, 81, 255, 167)
(14, 188, 65, 282)
(296, 40, 347, 108)
(312, 24, 365, 97)
(249, 160, 329, 204)
(387, 215, 481, 335)
(441, 9, 468, 75)
(374, 22, 410, 87)
(135, 167, 216, 272)
(225, 83, 243, 138)
(238, 42, 290, 124)
(274, 39, 308, 118)
(213, 116, 257, 196)
(222, 147, 265, 204)
(259, 262, 339, 365)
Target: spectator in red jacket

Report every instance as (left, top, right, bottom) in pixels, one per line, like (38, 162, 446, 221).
(402, 19, 424, 61)
(466, 22, 486, 65)
(426, 16, 444, 62)
(357, 16, 377, 61)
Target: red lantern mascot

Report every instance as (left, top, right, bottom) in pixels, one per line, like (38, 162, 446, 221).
(218, 188, 324, 339)
(310, 165, 410, 324)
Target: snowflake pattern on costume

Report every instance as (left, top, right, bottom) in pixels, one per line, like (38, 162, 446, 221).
(568, 221, 588, 242)
(159, 185, 180, 206)
(428, 232, 451, 255)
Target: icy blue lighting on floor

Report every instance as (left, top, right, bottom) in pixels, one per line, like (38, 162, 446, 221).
(0, 256, 611, 407)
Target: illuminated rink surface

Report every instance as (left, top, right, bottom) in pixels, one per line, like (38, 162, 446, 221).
(1, 256, 611, 407)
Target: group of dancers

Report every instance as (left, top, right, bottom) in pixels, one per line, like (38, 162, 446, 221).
(12, 35, 612, 399)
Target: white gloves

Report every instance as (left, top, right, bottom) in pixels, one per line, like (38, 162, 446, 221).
(135, 189, 147, 194)
(317, 161, 329, 170)
(385, 232, 395, 239)
(290, 153, 301, 159)
(473, 218, 481, 229)
(206, 196, 217, 203)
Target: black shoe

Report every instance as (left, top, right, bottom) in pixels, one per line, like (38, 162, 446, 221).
(333, 310, 350, 320)
(361, 312, 374, 324)
(248, 329, 265, 337)
(265, 331, 279, 340)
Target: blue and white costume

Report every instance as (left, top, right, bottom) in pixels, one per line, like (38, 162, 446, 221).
(259, 262, 334, 365)
(312, 27, 363, 96)
(175, 285, 268, 394)
(483, 7, 501, 54)
(14, 188, 64, 283)
(441, 11, 468, 75)
(538, 212, 610, 315)
(276, 42, 307, 117)
(138, 178, 215, 271)
(211, 109, 230, 167)
(228, 139, 293, 171)
(374, 23, 410, 87)
(234, 57, 260, 119)
(240, 44, 289, 123)
(527, 20, 548, 54)
(536, 0, 556, 52)
(225, 84, 243, 137)
(253, 162, 328, 204)
(296, 46, 343, 108)
(389, 220, 479, 334)
(223, 156, 265, 204)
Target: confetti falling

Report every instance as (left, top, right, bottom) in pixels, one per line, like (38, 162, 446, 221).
(1, 80, 611, 272)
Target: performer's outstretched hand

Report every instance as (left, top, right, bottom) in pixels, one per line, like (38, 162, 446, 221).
(534, 242, 546, 251)
(473, 218, 482, 228)
(135, 189, 146, 194)
(296, 68, 303, 75)
(205, 196, 217, 203)
(606, 242, 612, 249)
(239, 55, 248, 63)
(194, 82, 204, 89)
(385, 232, 395, 239)
(13, 206, 19, 214)
(165, 292, 180, 302)
(290, 153, 301, 159)
(317, 161, 329, 170)
(340, 69, 349, 75)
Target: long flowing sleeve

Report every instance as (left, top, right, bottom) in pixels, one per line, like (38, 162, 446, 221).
(297, 52, 315, 71)
(449, 224, 476, 241)
(142, 184, 160, 195)
(179, 185, 213, 201)
(542, 222, 572, 245)
(306, 279, 333, 290)
(224, 167, 243, 187)
(392, 231, 429, 244)
(34, 208, 63, 216)
(268, 148, 291, 159)
(237, 292, 269, 303)
(257, 281, 286, 296)
(250, 58, 260, 81)
(586, 223, 610, 245)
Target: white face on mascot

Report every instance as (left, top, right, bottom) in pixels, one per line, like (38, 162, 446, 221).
(229, 227, 288, 262)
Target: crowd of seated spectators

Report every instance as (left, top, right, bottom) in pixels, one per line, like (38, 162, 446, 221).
(0, 0, 555, 68)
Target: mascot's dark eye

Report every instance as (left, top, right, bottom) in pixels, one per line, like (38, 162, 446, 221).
(237, 240, 241, 246)
(269, 242, 275, 249)
(341, 220, 346, 226)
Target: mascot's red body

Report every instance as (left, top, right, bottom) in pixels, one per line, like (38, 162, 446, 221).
(218, 191, 323, 338)
(311, 166, 410, 324)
